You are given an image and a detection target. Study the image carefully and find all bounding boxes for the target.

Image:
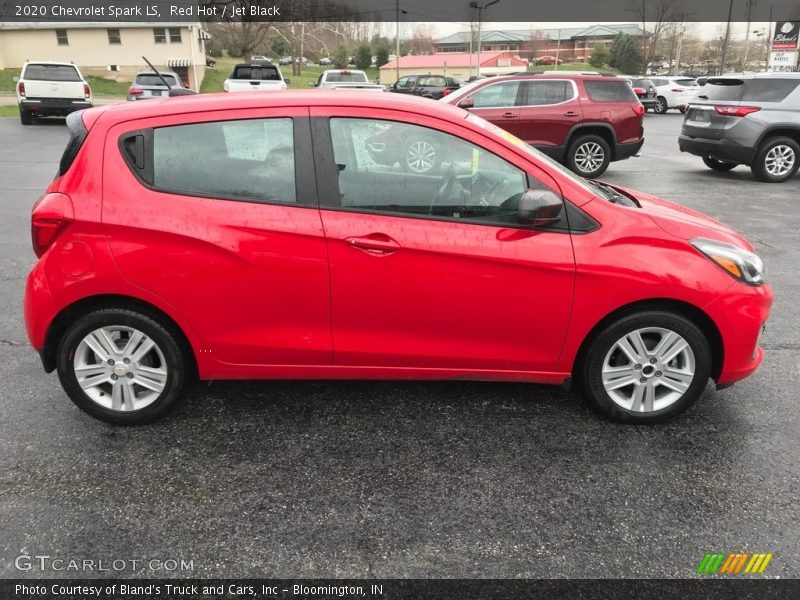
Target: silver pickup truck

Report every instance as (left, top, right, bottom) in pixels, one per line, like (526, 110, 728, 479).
(309, 70, 385, 91)
(14, 61, 93, 125)
(223, 63, 288, 92)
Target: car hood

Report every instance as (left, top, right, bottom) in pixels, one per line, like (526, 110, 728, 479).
(608, 183, 754, 251)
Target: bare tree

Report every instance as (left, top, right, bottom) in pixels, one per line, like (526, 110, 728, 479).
(409, 24, 436, 56)
(520, 29, 548, 63)
(628, 0, 686, 74)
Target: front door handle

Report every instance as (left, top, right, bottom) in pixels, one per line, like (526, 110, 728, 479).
(563, 111, 579, 117)
(345, 234, 401, 255)
(502, 112, 516, 118)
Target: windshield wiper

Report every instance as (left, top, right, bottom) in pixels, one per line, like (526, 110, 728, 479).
(585, 179, 638, 207)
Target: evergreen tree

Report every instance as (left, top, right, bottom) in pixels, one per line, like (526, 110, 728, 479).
(589, 44, 609, 68)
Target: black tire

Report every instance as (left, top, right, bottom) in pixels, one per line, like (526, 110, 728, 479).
(578, 310, 712, 424)
(678, 106, 687, 114)
(20, 109, 32, 125)
(654, 96, 668, 114)
(750, 136, 800, 183)
(56, 308, 189, 425)
(702, 155, 737, 171)
(565, 134, 611, 178)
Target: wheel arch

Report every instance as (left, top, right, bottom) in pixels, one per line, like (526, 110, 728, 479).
(571, 298, 724, 384)
(41, 294, 198, 378)
(566, 123, 617, 159)
(754, 127, 800, 150)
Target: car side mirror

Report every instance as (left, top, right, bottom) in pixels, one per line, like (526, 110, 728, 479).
(308, 81, 316, 87)
(518, 188, 563, 227)
(458, 97, 474, 110)
(12, 76, 19, 83)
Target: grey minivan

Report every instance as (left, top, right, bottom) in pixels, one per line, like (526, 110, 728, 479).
(679, 72, 800, 183)
(127, 71, 184, 101)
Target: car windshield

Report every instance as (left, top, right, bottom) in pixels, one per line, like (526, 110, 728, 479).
(465, 112, 603, 199)
(24, 64, 81, 82)
(232, 65, 280, 80)
(135, 73, 179, 87)
(697, 79, 744, 101)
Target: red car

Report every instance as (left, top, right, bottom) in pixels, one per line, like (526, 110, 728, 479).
(24, 92, 771, 425)
(442, 73, 645, 178)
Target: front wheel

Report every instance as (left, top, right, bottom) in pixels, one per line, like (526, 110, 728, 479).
(56, 308, 189, 424)
(702, 156, 737, 171)
(566, 134, 610, 178)
(751, 136, 799, 183)
(579, 311, 712, 423)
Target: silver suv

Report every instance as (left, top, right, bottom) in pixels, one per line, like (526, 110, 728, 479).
(679, 73, 800, 183)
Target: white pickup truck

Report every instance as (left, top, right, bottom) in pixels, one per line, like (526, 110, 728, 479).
(309, 70, 385, 91)
(14, 61, 93, 125)
(223, 63, 288, 92)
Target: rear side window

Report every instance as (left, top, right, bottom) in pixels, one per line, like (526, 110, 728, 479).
(675, 79, 697, 87)
(741, 79, 800, 102)
(523, 80, 573, 105)
(24, 64, 81, 82)
(151, 118, 296, 204)
(135, 73, 180, 87)
(584, 80, 638, 102)
(701, 79, 744, 101)
(231, 66, 280, 80)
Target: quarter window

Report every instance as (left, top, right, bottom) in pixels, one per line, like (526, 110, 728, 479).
(151, 118, 296, 204)
(469, 81, 521, 107)
(329, 118, 545, 227)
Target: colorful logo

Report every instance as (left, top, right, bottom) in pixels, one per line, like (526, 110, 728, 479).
(696, 552, 773, 575)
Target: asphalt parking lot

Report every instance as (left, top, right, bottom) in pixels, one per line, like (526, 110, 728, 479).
(0, 113, 798, 579)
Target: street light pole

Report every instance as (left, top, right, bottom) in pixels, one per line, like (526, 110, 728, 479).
(469, 0, 499, 77)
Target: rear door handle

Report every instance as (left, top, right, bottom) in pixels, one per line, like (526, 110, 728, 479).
(502, 112, 516, 118)
(563, 111, 579, 117)
(345, 235, 401, 254)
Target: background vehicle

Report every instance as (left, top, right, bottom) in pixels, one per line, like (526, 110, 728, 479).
(318, 57, 333, 66)
(624, 77, 658, 111)
(679, 73, 800, 183)
(24, 92, 770, 426)
(205, 56, 216, 68)
(309, 70, 385, 91)
(537, 56, 563, 65)
(249, 55, 271, 63)
(14, 61, 92, 125)
(650, 76, 699, 113)
(389, 74, 461, 99)
(442, 73, 644, 178)
(223, 63, 288, 92)
(127, 71, 184, 101)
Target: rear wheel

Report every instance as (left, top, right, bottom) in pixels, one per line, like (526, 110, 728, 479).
(702, 155, 737, 171)
(566, 134, 610, 178)
(20, 108, 32, 125)
(654, 96, 668, 114)
(751, 136, 799, 183)
(56, 308, 189, 424)
(579, 310, 711, 423)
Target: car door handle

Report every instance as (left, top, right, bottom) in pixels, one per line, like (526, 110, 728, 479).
(502, 112, 516, 118)
(345, 235, 401, 254)
(563, 111, 579, 117)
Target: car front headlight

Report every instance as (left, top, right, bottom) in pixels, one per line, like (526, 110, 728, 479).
(691, 238, 765, 285)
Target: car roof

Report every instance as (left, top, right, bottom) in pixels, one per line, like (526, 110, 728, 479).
(81, 90, 469, 128)
(23, 60, 77, 66)
(712, 71, 800, 79)
(135, 71, 180, 77)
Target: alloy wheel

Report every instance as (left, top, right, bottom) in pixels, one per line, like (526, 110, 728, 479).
(764, 144, 795, 177)
(574, 142, 605, 174)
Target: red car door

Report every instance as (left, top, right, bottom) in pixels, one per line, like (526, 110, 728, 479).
(515, 79, 583, 151)
(102, 108, 332, 366)
(459, 80, 528, 140)
(310, 108, 575, 374)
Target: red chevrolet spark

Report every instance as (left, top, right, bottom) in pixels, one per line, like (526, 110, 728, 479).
(24, 92, 772, 425)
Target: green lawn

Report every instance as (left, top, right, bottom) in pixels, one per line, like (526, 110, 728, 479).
(201, 56, 379, 92)
(0, 69, 129, 97)
(0, 104, 19, 117)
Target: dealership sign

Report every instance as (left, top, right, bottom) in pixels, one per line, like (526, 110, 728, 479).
(772, 21, 800, 49)
(768, 51, 799, 68)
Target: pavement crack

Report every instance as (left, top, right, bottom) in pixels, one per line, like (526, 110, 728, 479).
(0, 339, 25, 347)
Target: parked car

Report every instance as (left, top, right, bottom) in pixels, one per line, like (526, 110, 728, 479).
(309, 70, 385, 91)
(223, 63, 288, 92)
(14, 61, 92, 125)
(649, 76, 700, 113)
(624, 77, 658, 111)
(679, 73, 800, 183)
(24, 92, 771, 425)
(441, 73, 645, 178)
(318, 57, 333, 66)
(389, 74, 461, 99)
(279, 56, 307, 66)
(537, 56, 563, 65)
(127, 71, 184, 101)
(205, 56, 216, 68)
(249, 55, 271, 63)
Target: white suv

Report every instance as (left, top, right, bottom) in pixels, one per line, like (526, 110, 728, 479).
(650, 76, 699, 114)
(14, 61, 92, 125)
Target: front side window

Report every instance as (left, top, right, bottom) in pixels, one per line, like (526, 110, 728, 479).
(55, 29, 69, 45)
(469, 81, 521, 108)
(397, 77, 413, 88)
(329, 118, 540, 227)
(153, 28, 166, 44)
(152, 118, 296, 204)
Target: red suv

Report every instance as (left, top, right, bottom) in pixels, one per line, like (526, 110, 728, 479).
(24, 92, 770, 425)
(442, 73, 645, 178)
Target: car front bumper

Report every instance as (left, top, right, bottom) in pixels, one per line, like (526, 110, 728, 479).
(678, 134, 756, 166)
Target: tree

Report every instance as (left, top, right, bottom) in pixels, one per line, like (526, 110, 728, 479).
(409, 24, 436, 55)
(375, 45, 390, 68)
(627, 0, 686, 74)
(355, 45, 372, 70)
(520, 29, 548, 63)
(589, 44, 609, 68)
(608, 34, 643, 74)
(333, 46, 349, 69)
